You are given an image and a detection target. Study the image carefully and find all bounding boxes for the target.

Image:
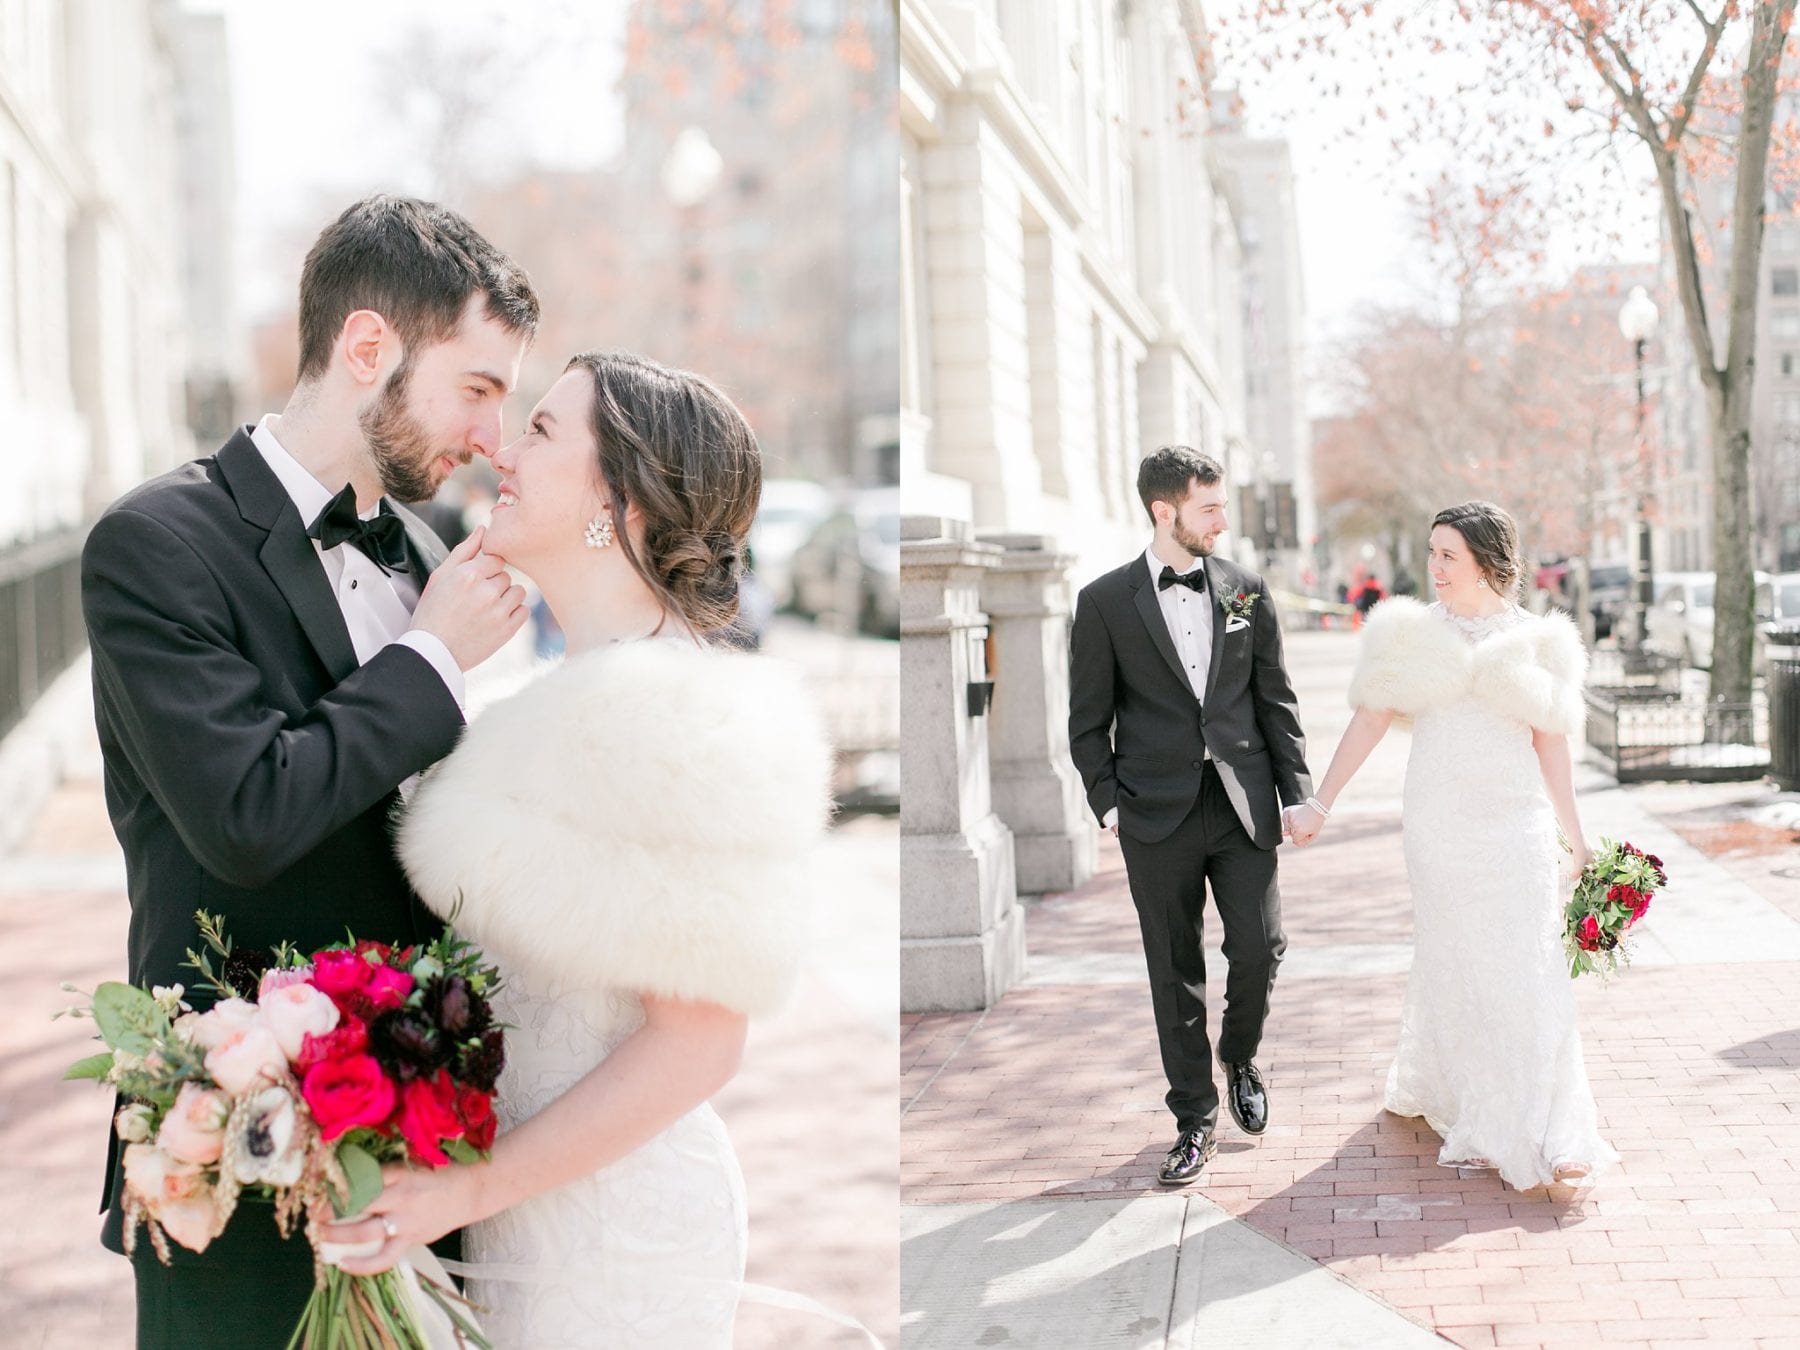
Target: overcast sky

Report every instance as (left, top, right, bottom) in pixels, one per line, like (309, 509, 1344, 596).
(181, 2, 1667, 393)
(1214, 5, 1665, 362)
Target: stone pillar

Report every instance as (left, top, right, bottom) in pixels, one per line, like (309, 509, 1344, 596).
(900, 517, 1023, 1012)
(978, 531, 1094, 895)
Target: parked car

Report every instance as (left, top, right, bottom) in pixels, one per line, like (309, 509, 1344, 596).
(1586, 563, 1633, 640)
(788, 487, 899, 638)
(1643, 570, 1775, 669)
(748, 478, 833, 610)
(1755, 571, 1800, 678)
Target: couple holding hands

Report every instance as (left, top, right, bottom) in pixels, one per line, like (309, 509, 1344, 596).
(1069, 446, 1615, 1193)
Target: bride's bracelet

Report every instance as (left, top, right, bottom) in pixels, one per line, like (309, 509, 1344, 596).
(1304, 796, 1332, 818)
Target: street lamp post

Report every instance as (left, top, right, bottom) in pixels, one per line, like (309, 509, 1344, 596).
(661, 126, 723, 361)
(1618, 285, 1660, 654)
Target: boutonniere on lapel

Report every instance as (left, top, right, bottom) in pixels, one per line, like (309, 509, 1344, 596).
(1221, 589, 1259, 634)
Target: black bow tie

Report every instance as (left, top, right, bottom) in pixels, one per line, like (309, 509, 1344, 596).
(306, 484, 410, 575)
(1158, 565, 1207, 593)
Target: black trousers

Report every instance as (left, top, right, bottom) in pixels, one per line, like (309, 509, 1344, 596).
(128, 1195, 317, 1350)
(1118, 761, 1286, 1134)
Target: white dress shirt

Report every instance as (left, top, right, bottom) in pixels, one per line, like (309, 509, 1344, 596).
(1146, 544, 1214, 702)
(250, 415, 464, 710)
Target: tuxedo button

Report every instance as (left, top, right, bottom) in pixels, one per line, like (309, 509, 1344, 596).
(1191, 759, 1202, 769)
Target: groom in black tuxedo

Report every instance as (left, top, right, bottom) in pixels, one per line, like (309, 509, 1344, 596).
(1068, 446, 1312, 1185)
(81, 196, 538, 1347)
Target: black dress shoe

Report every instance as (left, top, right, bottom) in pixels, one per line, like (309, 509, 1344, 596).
(1224, 1060, 1269, 1135)
(1157, 1129, 1217, 1186)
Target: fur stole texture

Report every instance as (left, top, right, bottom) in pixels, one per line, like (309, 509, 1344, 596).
(397, 641, 832, 1017)
(1347, 596, 1587, 736)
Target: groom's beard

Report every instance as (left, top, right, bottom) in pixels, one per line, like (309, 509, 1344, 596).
(360, 355, 446, 504)
(1173, 521, 1216, 559)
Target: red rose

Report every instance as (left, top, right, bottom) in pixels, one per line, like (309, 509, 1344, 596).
(296, 1014, 369, 1073)
(1606, 883, 1643, 911)
(1576, 914, 1602, 951)
(455, 1084, 497, 1152)
(353, 939, 394, 960)
(301, 1053, 398, 1141)
(396, 1070, 464, 1166)
(1628, 893, 1651, 924)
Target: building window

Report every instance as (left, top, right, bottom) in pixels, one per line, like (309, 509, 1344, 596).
(1784, 352, 1799, 378)
(1772, 310, 1800, 339)
(1778, 393, 1800, 424)
(1776, 267, 1799, 297)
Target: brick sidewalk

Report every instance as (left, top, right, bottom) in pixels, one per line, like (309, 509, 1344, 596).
(1, 770, 896, 1347)
(903, 632, 1800, 1349)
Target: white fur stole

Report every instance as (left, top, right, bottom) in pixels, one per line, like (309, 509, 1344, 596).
(397, 641, 833, 1017)
(1347, 596, 1587, 736)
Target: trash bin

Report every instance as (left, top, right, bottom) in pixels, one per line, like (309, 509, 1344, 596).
(1769, 625, 1800, 791)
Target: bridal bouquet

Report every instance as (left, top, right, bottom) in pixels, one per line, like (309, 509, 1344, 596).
(62, 910, 504, 1349)
(1563, 838, 1667, 979)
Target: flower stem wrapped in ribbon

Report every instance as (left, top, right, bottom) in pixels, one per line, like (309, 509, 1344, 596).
(1563, 838, 1667, 979)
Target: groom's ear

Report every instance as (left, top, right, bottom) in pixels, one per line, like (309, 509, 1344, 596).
(340, 309, 396, 388)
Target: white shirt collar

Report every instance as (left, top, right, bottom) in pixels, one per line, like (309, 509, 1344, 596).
(1145, 544, 1205, 583)
(250, 414, 381, 525)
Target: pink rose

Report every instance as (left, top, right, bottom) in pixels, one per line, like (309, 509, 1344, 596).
(155, 1191, 225, 1253)
(259, 966, 312, 998)
(157, 1083, 230, 1166)
(259, 981, 341, 1061)
(122, 1143, 204, 1208)
(204, 1025, 288, 1095)
(177, 998, 260, 1052)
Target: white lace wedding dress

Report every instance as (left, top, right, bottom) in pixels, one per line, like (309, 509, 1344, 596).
(455, 979, 747, 1346)
(1381, 603, 1618, 1189)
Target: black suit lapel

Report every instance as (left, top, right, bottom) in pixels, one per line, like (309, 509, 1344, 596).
(1129, 555, 1192, 692)
(217, 430, 360, 684)
(1203, 559, 1234, 703)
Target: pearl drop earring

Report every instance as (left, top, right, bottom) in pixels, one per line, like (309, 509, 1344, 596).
(584, 514, 614, 549)
(1477, 577, 1489, 589)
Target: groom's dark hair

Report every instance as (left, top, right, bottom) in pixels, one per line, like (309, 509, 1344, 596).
(1137, 445, 1223, 524)
(294, 195, 540, 382)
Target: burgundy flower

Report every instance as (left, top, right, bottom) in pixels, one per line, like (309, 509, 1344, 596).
(457, 1027, 506, 1094)
(422, 975, 489, 1041)
(369, 1008, 450, 1082)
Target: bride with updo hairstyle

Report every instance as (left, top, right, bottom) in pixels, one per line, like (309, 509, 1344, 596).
(323, 348, 833, 1347)
(1284, 499, 1620, 1193)
(567, 349, 760, 640)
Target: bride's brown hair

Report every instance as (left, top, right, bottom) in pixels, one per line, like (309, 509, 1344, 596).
(1432, 501, 1522, 598)
(566, 351, 762, 635)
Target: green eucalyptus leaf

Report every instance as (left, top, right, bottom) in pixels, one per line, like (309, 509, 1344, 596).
(91, 982, 170, 1055)
(64, 1051, 116, 1081)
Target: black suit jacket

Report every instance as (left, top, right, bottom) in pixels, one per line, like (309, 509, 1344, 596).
(1068, 552, 1312, 848)
(82, 427, 465, 1252)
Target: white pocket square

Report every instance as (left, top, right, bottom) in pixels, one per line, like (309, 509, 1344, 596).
(1225, 616, 1251, 633)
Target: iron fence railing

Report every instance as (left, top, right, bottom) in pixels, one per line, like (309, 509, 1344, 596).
(0, 527, 90, 742)
(1584, 686, 1769, 783)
